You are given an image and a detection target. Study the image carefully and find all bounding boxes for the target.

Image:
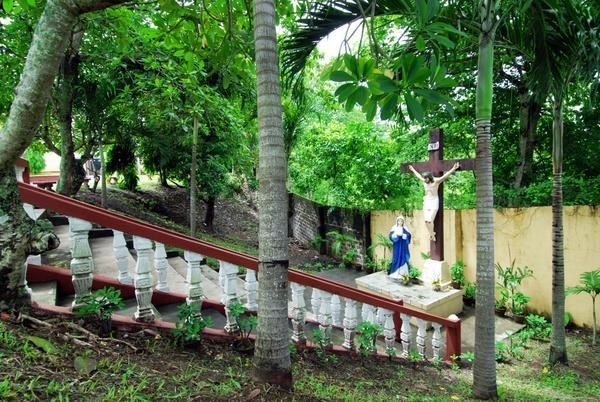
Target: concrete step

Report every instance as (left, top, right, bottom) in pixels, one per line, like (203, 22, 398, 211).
(167, 257, 223, 301)
(30, 281, 57, 305)
(156, 303, 227, 328)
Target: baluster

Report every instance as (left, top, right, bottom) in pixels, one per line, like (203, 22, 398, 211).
(319, 291, 333, 346)
(432, 322, 442, 359)
(310, 288, 321, 323)
(290, 283, 306, 344)
(244, 269, 258, 311)
(383, 309, 396, 351)
(361, 303, 375, 323)
(331, 295, 342, 327)
(376, 308, 385, 327)
(69, 217, 93, 309)
(219, 265, 227, 305)
(112, 230, 132, 285)
(154, 242, 169, 292)
(221, 261, 240, 333)
(18, 262, 32, 301)
(400, 313, 412, 357)
(342, 299, 358, 350)
(184, 251, 204, 317)
(133, 236, 155, 322)
(416, 318, 428, 357)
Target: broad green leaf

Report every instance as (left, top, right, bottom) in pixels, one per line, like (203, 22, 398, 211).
(379, 93, 398, 120)
(426, 0, 440, 21)
(2, 0, 13, 12)
(369, 75, 397, 94)
(428, 22, 468, 37)
(435, 77, 458, 89)
(335, 83, 357, 102)
(330, 70, 355, 82)
(431, 35, 455, 49)
(405, 93, 424, 121)
(74, 356, 97, 376)
(415, 0, 426, 25)
(362, 98, 377, 122)
(343, 54, 359, 77)
(414, 88, 450, 105)
(363, 59, 377, 79)
(415, 36, 426, 51)
(26, 336, 57, 354)
(355, 86, 369, 106)
(345, 91, 358, 112)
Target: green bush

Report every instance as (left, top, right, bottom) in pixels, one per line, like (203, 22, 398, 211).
(75, 287, 124, 322)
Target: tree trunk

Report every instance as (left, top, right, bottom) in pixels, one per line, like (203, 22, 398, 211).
(204, 196, 215, 233)
(100, 136, 107, 208)
(473, 0, 497, 399)
(190, 115, 198, 236)
(514, 89, 541, 189)
(56, 25, 85, 196)
(253, 0, 291, 388)
(0, 168, 59, 309)
(550, 97, 568, 364)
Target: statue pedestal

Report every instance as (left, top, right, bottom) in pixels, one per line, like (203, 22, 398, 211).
(356, 271, 463, 322)
(423, 259, 451, 287)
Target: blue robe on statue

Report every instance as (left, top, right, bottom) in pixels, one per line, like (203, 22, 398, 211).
(388, 227, 411, 278)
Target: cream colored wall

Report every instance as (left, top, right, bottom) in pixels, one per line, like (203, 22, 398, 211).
(371, 206, 600, 327)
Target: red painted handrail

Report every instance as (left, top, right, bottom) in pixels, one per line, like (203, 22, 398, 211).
(18, 181, 460, 357)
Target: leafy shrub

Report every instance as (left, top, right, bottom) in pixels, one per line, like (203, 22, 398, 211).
(356, 321, 382, 357)
(228, 302, 257, 343)
(450, 261, 465, 287)
(75, 287, 124, 322)
(526, 314, 552, 339)
(172, 303, 213, 344)
(312, 329, 337, 364)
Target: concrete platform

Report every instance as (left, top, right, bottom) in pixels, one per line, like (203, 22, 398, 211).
(356, 271, 464, 318)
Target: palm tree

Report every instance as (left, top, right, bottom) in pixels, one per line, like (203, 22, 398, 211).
(472, 1, 497, 398)
(252, 0, 292, 387)
(567, 270, 600, 345)
(522, 0, 599, 364)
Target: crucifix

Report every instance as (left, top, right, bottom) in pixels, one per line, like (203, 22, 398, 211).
(400, 128, 475, 262)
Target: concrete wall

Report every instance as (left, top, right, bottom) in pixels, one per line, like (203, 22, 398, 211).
(371, 206, 600, 327)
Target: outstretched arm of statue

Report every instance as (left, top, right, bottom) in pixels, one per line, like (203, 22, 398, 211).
(436, 162, 460, 183)
(408, 165, 425, 182)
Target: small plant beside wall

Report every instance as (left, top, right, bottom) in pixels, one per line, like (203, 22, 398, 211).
(495, 260, 534, 320)
(566, 269, 600, 345)
(463, 281, 476, 306)
(450, 261, 465, 289)
(356, 321, 382, 358)
(172, 303, 213, 348)
(75, 287, 125, 337)
(228, 302, 257, 354)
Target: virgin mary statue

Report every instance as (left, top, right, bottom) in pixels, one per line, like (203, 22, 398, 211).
(388, 216, 411, 279)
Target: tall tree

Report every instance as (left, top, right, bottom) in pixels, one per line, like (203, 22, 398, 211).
(0, 0, 126, 305)
(252, 0, 292, 387)
(472, 0, 497, 398)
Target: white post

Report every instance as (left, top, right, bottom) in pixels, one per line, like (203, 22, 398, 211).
(133, 236, 155, 322)
(376, 307, 385, 327)
(310, 288, 321, 323)
(400, 313, 412, 357)
(342, 298, 358, 350)
(244, 269, 258, 312)
(290, 282, 306, 344)
(219, 264, 226, 305)
(383, 309, 396, 351)
(361, 303, 375, 323)
(184, 251, 204, 317)
(154, 242, 169, 292)
(221, 261, 240, 333)
(112, 230, 132, 285)
(319, 291, 332, 346)
(331, 294, 342, 327)
(69, 217, 93, 309)
(416, 318, 428, 357)
(432, 322, 442, 359)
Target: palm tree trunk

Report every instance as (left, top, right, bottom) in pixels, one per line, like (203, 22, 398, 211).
(190, 115, 198, 236)
(253, 0, 291, 388)
(592, 295, 597, 345)
(550, 97, 568, 363)
(473, 0, 497, 399)
(100, 136, 107, 208)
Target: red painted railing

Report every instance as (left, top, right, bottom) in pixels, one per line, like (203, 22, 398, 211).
(17, 181, 461, 359)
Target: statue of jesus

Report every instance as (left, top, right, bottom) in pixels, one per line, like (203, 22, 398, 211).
(408, 162, 460, 242)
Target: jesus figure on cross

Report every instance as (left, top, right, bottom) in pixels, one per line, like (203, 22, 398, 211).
(408, 162, 460, 242)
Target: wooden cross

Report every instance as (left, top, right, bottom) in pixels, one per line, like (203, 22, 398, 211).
(400, 128, 475, 262)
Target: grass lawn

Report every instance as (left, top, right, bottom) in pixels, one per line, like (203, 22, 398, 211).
(1, 310, 598, 401)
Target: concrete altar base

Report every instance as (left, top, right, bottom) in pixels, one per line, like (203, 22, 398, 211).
(356, 271, 464, 319)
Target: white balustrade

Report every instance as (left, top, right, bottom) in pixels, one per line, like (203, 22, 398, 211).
(376, 308, 385, 327)
(383, 309, 396, 351)
(69, 217, 93, 309)
(221, 261, 240, 333)
(318, 291, 333, 345)
(290, 282, 306, 344)
(360, 303, 372, 323)
(244, 269, 258, 311)
(219, 265, 227, 305)
(400, 313, 412, 357)
(112, 230, 132, 285)
(310, 288, 321, 323)
(184, 251, 204, 317)
(416, 318, 428, 357)
(342, 299, 358, 350)
(154, 242, 169, 292)
(331, 295, 342, 327)
(133, 236, 155, 322)
(432, 322, 442, 359)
